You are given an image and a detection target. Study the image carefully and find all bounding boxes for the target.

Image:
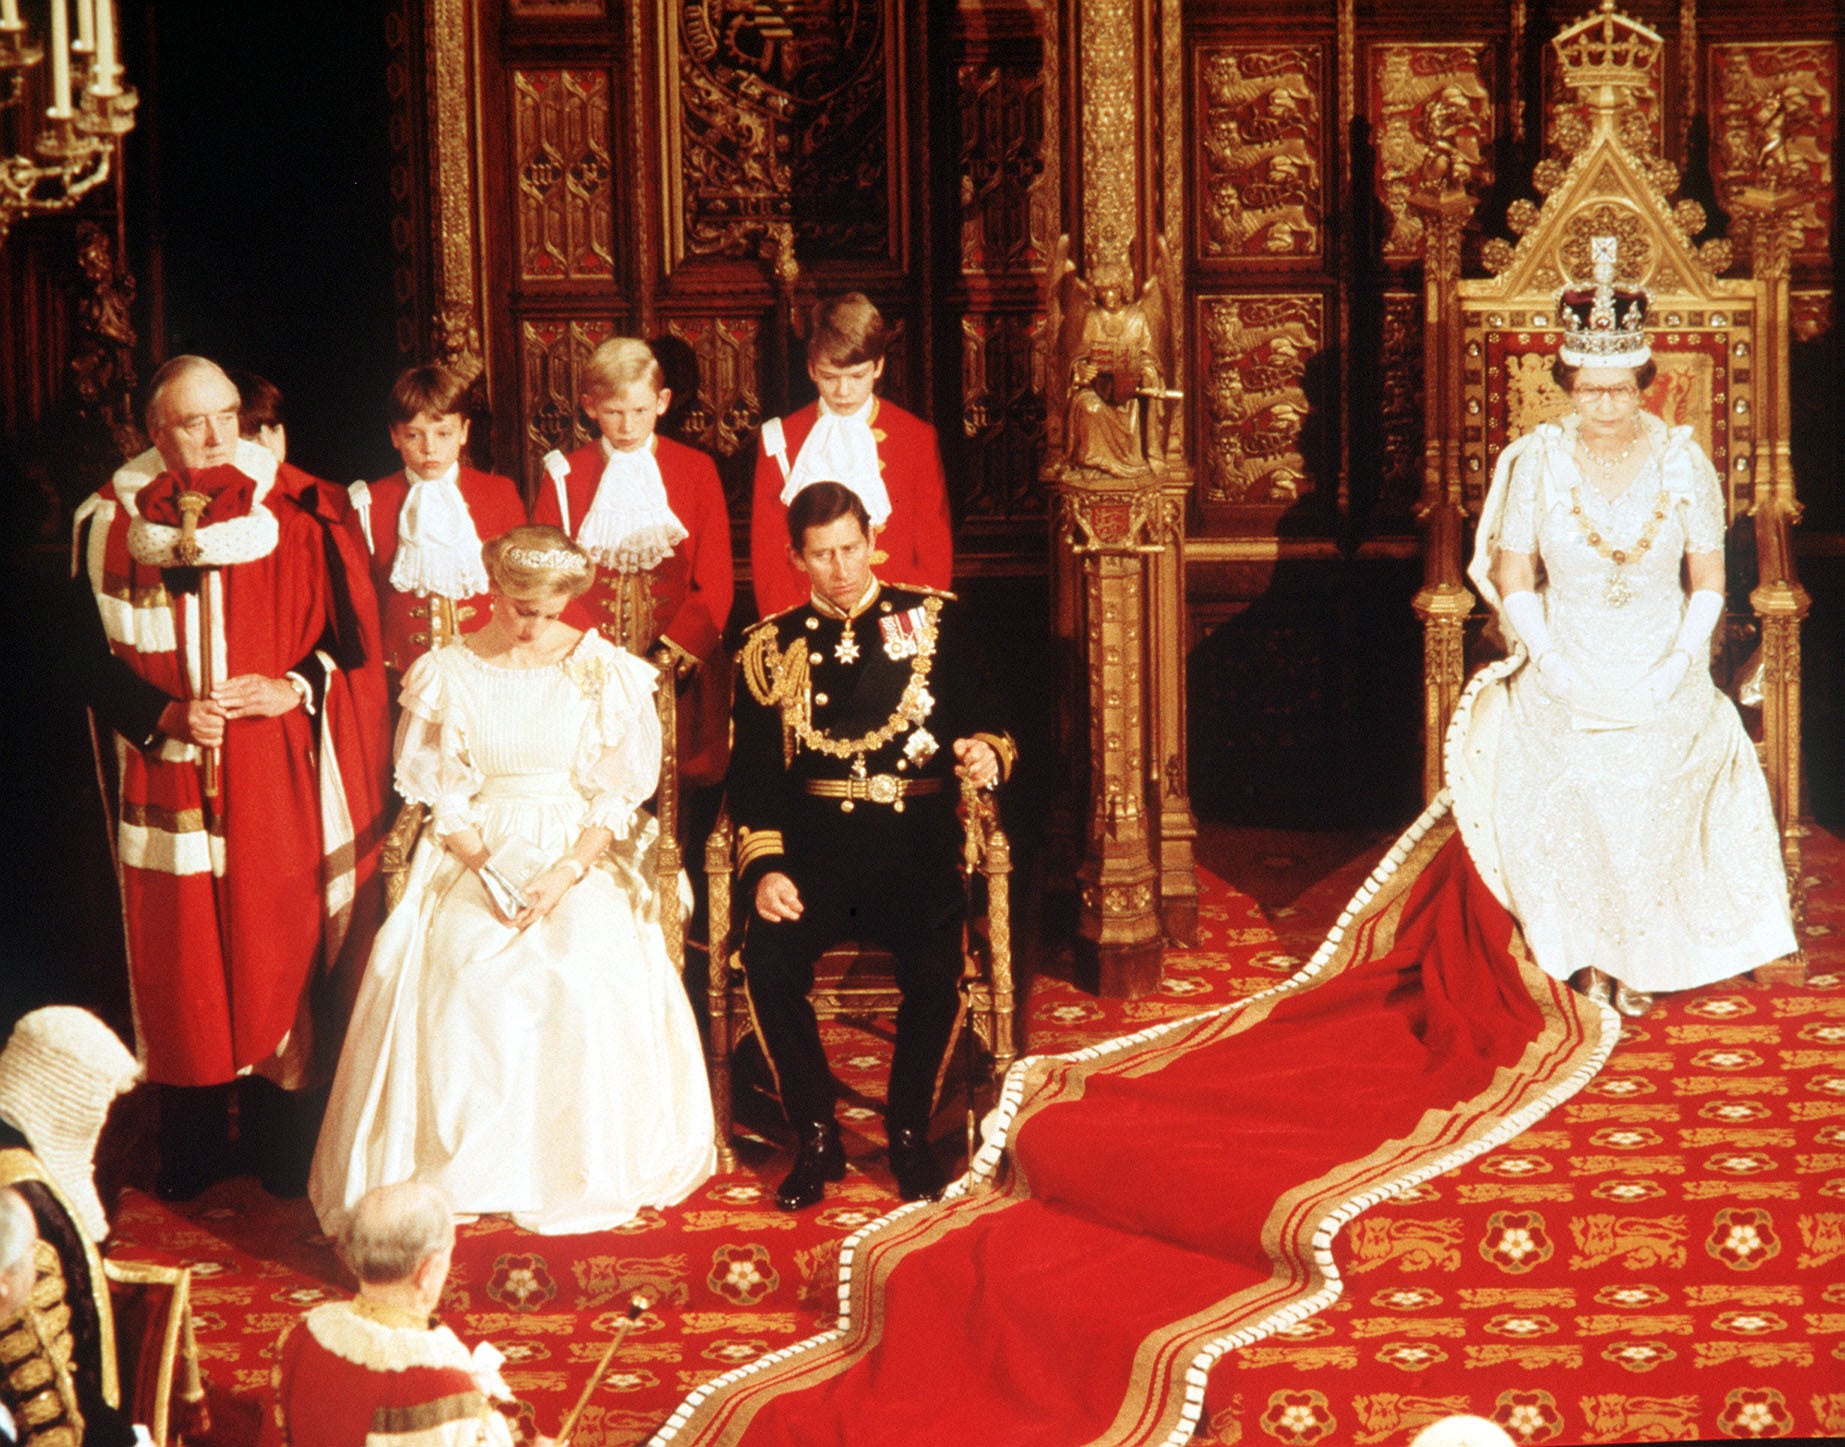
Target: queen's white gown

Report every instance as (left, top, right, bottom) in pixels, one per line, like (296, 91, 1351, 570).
(309, 631, 715, 1235)
(1450, 412, 1796, 992)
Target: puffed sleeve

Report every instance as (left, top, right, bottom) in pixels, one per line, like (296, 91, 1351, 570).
(393, 647, 484, 836)
(572, 643, 664, 839)
(1498, 442, 1544, 556)
(1672, 428, 1727, 555)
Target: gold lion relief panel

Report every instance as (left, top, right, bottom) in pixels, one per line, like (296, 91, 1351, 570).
(1199, 293, 1322, 506)
(1194, 44, 1324, 265)
(1710, 42, 1837, 266)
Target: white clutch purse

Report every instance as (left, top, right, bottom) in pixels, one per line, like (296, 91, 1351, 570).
(479, 837, 554, 916)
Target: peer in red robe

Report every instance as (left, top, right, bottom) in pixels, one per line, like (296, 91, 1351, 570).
(267, 1300, 515, 1447)
(73, 438, 389, 1091)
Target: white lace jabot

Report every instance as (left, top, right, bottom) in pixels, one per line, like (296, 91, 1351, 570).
(392, 463, 490, 599)
(781, 397, 892, 526)
(576, 438, 687, 573)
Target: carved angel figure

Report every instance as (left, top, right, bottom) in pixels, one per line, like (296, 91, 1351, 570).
(1045, 235, 1180, 478)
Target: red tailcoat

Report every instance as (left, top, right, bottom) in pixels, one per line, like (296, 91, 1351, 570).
(535, 436, 734, 785)
(77, 453, 390, 1086)
(749, 398, 953, 617)
(354, 467, 528, 679)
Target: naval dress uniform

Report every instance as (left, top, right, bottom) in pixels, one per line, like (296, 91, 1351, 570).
(728, 580, 1015, 1133)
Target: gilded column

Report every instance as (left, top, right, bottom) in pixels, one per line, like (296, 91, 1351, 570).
(425, 0, 486, 382)
(1045, 0, 1192, 995)
(1149, 0, 1199, 948)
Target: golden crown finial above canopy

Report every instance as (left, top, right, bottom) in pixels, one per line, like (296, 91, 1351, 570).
(1552, 0, 1663, 103)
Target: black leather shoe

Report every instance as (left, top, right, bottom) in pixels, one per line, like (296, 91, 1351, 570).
(887, 1126, 946, 1203)
(776, 1119, 846, 1211)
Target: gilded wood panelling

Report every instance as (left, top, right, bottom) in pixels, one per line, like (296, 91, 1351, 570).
(426, 0, 483, 373)
(385, 6, 423, 360)
(957, 61, 1050, 278)
(952, 27, 1053, 522)
(1194, 44, 1324, 264)
(665, 0, 897, 267)
(1199, 293, 1322, 505)
(511, 69, 616, 282)
(1377, 291, 1424, 517)
(960, 312, 1045, 519)
(1370, 43, 1494, 263)
(518, 317, 619, 483)
(1710, 42, 1837, 267)
(660, 313, 763, 471)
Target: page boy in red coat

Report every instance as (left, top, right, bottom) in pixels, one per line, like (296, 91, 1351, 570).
(535, 336, 734, 787)
(750, 293, 953, 617)
(348, 365, 528, 693)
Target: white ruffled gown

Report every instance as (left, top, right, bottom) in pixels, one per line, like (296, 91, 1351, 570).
(1450, 414, 1796, 992)
(310, 632, 715, 1235)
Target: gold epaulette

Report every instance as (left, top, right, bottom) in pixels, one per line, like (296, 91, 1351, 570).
(889, 583, 958, 602)
(740, 622, 811, 711)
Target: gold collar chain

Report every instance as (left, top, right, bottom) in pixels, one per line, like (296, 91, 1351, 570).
(793, 596, 941, 759)
(1566, 482, 1670, 608)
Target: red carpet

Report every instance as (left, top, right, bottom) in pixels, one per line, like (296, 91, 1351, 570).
(101, 817, 1845, 1445)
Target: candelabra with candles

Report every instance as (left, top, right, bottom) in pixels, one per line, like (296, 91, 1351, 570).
(1, 0, 137, 243)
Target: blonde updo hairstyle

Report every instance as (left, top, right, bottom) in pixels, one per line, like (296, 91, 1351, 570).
(483, 523, 595, 601)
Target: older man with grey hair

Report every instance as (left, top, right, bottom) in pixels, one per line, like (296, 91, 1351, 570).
(70, 354, 390, 1201)
(269, 1182, 551, 1446)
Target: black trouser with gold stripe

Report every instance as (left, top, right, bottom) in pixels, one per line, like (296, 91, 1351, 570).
(741, 797, 965, 1132)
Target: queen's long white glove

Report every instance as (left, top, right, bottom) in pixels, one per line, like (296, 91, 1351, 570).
(1503, 591, 1587, 703)
(1637, 589, 1724, 707)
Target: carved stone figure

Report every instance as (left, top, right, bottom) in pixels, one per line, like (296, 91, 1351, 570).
(1045, 236, 1180, 478)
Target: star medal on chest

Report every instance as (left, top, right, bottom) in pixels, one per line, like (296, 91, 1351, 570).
(834, 626, 860, 665)
(880, 605, 927, 661)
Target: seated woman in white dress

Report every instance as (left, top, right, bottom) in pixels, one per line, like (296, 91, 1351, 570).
(1448, 239, 1795, 1018)
(310, 525, 715, 1235)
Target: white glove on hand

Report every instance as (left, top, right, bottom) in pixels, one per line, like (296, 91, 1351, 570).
(1637, 650, 1691, 708)
(1636, 589, 1723, 710)
(1504, 591, 1587, 704)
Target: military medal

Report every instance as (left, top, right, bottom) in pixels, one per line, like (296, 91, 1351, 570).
(834, 629, 860, 664)
(880, 605, 926, 660)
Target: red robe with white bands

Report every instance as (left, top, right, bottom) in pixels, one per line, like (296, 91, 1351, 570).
(78, 456, 389, 1087)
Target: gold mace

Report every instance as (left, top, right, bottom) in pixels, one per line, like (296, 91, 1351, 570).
(556, 1290, 653, 1445)
(175, 490, 221, 802)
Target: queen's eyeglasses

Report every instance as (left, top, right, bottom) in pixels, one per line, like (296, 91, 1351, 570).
(1572, 384, 1640, 404)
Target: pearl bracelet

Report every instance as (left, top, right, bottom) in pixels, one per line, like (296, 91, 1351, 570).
(555, 857, 587, 884)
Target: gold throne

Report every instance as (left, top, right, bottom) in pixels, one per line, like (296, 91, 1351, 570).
(1415, 2, 1810, 972)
